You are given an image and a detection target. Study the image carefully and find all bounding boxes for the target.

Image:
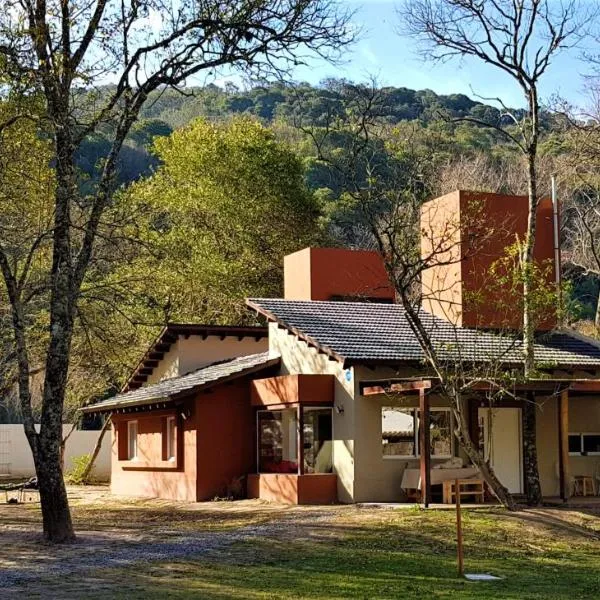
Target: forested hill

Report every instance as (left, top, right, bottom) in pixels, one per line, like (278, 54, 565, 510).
(85, 81, 524, 185)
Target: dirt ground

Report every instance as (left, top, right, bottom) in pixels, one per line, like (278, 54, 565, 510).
(1, 486, 599, 598)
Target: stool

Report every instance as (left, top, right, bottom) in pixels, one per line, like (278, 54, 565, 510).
(574, 475, 595, 497)
(442, 479, 485, 504)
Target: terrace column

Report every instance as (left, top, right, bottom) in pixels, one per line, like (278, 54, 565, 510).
(558, 389, 570, 502)
(419, 389, 431, 507)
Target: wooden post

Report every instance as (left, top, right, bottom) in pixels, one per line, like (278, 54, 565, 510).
(297, 405, 304, 475)
(419, 389, 431, 507)
(558, 389, 570, 502)
(456, 478, 464, 577)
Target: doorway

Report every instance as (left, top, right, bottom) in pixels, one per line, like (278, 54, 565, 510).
(478, 407, 523, 494)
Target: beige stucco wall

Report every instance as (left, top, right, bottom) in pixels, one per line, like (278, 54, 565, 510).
(0, 424, 110, 480)
(268, 323, 356, 502)
(146, 335, 269, 385)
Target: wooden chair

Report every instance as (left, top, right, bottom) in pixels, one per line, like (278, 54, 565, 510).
(443, 479, 485, 504)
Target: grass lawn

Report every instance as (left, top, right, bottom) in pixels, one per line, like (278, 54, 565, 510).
(32, 505, 600, 599)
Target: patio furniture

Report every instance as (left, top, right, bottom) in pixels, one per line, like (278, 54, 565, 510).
(401, 467, 480, 500)
(573, 475, 595, 497)
(1, 477, 39, 504)
(442, 479, 485, 504)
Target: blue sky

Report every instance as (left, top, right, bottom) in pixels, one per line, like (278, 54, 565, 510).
(291, 0, 594, 110)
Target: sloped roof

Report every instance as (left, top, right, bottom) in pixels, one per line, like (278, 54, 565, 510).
(247, 298, 600, 369)
(123, 323, 268, 392)
(83, 352, 280, 413)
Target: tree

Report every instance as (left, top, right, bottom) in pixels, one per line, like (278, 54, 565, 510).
(399, 0, 591, 506)
(118, 116, 322, 325)
(0, 0, 353, 543)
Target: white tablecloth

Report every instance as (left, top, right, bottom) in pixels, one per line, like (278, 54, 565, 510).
(401, 467, 480, 490)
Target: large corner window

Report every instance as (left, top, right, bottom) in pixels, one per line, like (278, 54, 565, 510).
(382, 407, 452, 459)
(258, 409, 299, 473)
(127, 420, 138, 460)
(303, 408, 333, 474)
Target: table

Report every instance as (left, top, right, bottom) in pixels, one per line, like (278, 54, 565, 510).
(401, 467, 480, 491)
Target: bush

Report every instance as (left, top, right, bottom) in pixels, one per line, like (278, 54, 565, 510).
(65, 454, 93, 485)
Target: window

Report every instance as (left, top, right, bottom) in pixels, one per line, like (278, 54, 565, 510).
(127, 421, 138, 460)
(569, 433, 600, 455)
(303, 408, 333, 474)
(569, 434, 582, 455)
(382, 408, 416, 457)
(382, 407, 452, 458)
(166, 416, 176, 461)
(257, 409, 298, 473)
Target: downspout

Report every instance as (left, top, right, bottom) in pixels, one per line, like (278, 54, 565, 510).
(551, 176, 562, 326)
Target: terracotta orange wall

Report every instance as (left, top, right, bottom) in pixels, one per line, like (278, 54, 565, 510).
(460, 192, 556, 330)
(421, 190, 557, 330)
(251, 374, 334, 406)
(110, 404, 197, 502)
(195, 380, 256, 501)
(247, 473, 337, 504)
(284, 247, 395, 302)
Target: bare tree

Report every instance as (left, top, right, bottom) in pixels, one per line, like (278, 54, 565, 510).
(0, 0, 353, 543)
(295, 82, 559, 510)
(398, 0, 591, 506)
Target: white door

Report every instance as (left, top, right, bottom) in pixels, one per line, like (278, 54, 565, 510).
(478, 408, 523, 494)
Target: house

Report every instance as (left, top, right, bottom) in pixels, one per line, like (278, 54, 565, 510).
(83, 190, 600, 505)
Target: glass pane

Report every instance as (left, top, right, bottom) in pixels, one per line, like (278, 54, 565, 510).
(583, 434, 600, 454)
(568, 434, 582, 454)
(430, 410, 452, 457)
(303, 408, 333, 473)
(382, 408, 415, 457)
(128, 422, 137, 459)
(167, 418, 176, 460)
(258, 409, 298, 473)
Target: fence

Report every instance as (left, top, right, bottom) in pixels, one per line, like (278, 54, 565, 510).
(0, 424, 110, 481)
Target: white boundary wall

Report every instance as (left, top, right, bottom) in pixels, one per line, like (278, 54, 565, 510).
(0, 425, 110, 481)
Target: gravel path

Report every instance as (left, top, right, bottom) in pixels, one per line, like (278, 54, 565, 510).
(0, 509, 334, 588)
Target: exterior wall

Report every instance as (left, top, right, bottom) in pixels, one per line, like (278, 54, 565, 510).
(146, 342, 180, 384)
(284, 247, 395, 302)
(146, 336, 268, 385)
(178, 335, 268, 375)
(353, 366, 454, 502)
(247, 473, 337, 504)
(251, 374, 334, 406)
(110, 403, 197, 501)
(195, 381, 256, 500)
(421, 190, 557, 330)
(268, 323, 356, 502)
(0, 424, 110, 480)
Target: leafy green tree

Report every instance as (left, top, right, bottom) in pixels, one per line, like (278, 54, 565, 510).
(119, 116, 322, 326)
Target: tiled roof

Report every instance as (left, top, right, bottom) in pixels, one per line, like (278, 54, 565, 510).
(82, 352, 280, 413)
(247, 298, 600, 368)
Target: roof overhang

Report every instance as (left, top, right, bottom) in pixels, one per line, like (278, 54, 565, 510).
(246, 299, 346, 365)
(83, 354, 280, 414)
(123, 323, 268, 392)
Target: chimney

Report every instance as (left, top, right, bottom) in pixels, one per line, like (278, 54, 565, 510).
(421, 190, 558, 330)
(284, 247, 395, 302)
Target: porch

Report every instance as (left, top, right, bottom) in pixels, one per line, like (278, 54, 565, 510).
(361, 377, 600, 506)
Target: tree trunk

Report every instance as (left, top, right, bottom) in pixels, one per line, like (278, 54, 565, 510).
(523, 396, 542, 506)
(453, 405, 516, 511)
(595, 290, 600, 332)
(35, 440, 75, 543)
(81, 416, 111, 484)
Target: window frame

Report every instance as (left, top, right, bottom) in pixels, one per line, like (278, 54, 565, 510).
(381, 406, 453, 460)
(302, 406, 334, 475)
(127, 420, 138, 461)
(166, 416, 176, 461)
(569, 432, 600, 456)
(256, 408, 300, 475)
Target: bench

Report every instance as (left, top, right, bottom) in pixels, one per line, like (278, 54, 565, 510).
(442, 478, 485, 504)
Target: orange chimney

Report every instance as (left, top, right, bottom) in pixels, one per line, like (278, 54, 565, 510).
(284, 247, 395, 302)
(421, 190, 558, 330)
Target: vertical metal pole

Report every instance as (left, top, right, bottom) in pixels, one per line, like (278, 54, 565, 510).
(456, 478, 464, 577)
(551, 175, 562, 322)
